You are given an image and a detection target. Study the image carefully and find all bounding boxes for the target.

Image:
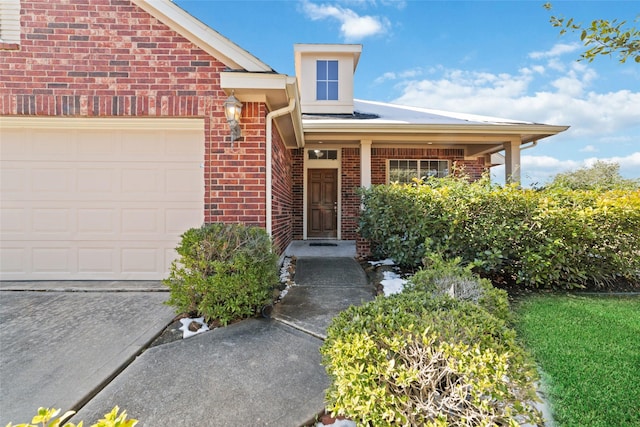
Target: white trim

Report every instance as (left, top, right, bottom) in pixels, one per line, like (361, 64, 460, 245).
(0, 116, 205, 130)
(360, 140, 372, 188)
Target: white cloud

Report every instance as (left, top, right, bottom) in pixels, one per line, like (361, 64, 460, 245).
(391, 62, 640, 138)
(580, 145, 598, 153)
(301, 0, 390, 41)
(529, 42, 581, 59)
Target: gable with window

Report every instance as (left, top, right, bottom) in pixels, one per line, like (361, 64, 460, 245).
(0, 0, 20, 48)
(388, 159, 449, 183)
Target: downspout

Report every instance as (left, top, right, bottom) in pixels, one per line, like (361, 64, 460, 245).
(521, 140, 538, 151)
(265, 98, 296, 237)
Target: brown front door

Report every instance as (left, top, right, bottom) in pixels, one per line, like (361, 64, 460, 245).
(308, 169, 338, 238)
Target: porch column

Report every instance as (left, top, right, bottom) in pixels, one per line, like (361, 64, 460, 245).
(504, 138, 521, 184)
(360, 139, 372, 188)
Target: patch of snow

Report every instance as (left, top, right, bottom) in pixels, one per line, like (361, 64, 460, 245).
(179, 317, 209, 338)
(277, 256, 296, 302)
(368, 258, 396, 267)
(316, 420, 357, 427)
(381, 270, 407, 296)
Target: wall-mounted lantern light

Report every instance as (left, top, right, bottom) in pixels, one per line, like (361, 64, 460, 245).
(224, 91, 243, 142)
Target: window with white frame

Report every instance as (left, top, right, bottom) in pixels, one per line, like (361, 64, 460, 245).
(388, 159, 449, 183)
(316, 60, 338, 101)
(0, 0, 20, 45)
(308, 149, 338, 160)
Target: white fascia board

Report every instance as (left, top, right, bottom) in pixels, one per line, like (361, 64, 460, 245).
(132, 0, 272, 72)
(302, 121, 570, 136)
(221, 72, 292, 91)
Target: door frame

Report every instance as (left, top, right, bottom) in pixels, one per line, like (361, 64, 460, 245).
(303, 146, 341, 240)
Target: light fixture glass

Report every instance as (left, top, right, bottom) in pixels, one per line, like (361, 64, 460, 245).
(223, 91, 243, 142)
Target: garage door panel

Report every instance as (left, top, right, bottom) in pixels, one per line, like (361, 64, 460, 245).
(166, 208, 202, 233)
(77, 209, 117, 234)
(32, 247, 73, 273)
(121, 248, 160, 273)
(78, 248, 116, 273)
(0, 119, 204, 281)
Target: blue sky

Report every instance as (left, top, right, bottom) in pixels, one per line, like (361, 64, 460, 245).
(175, 0, 639, 186)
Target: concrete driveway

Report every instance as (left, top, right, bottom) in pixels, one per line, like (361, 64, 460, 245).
(0, 281, 175, 425)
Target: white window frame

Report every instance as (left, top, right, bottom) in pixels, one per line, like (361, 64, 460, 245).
(387, 159, 450, 183)
(316, 60, 338, 101)
(0, 0, 20, 45)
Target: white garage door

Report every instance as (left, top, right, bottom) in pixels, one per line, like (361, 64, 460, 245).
(0, 117, 204, 281)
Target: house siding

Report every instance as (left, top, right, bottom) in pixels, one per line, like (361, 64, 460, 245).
(1, 0, 278, 245)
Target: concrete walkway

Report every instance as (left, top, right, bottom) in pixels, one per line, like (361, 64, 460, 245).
(0, 241, 375, 426)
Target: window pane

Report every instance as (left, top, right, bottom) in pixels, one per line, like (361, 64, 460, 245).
(317, 60, 327, 80)
(327, 60, 338, 80)
(389, 160, 418, 183)
(327, 81, 338, 100)
(317, 81, 327, 100)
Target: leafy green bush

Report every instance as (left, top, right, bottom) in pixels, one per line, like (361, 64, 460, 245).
(163, 223, 278, 326)
(320, 293, 541, 426)
(6, 406, 136, 427)
(358, 176, 640, 289)
(406, 253, 511, 322)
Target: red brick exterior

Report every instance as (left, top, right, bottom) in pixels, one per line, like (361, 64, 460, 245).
(0, 0, 291, 249)
(341, 147, 361, 241)
(270, 126, 294, 254)
(291, 148, 305, 240)
(371, 147, 486, 184)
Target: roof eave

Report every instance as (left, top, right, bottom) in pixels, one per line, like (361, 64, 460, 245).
(221, 72, 304, 148)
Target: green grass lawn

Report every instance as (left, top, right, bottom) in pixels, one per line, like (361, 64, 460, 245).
(514, 294, 640, 427)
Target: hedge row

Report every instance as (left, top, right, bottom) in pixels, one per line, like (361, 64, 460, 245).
(359, 176, 640, 289)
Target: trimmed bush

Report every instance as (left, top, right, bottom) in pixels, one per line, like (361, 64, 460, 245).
(163, 223, 278, 326)
(358, 176, 640, 290)
(406, 253, 511, 323)
(320, 293, 541, 426)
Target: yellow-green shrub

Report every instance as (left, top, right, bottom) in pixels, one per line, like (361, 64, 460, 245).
(320, 293, 541, 426)
(6, 406, 136, 427)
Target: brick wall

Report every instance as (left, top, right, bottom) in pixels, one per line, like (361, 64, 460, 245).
(291, 148, 304, 240)
(270, 125, 293, 254)
(371, 147, 480, 184)
(1, 0, 276, 241)
(341, 147, 360, 241)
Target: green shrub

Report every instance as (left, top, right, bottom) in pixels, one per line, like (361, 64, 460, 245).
(6, 406, 136, 427)
(358, 177, 640, 290)
(163, 223, 278, 326)
(320, 293, 541, 426)
(406, 253, 511, 322)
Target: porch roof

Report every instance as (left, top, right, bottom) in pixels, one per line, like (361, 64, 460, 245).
(302, 99, 569, 153)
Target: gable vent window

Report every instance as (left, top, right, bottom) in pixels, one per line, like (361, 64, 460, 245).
(388, 159, 449, 183)
(0, 0, 20, 45)
(316, 60, 338, 101)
